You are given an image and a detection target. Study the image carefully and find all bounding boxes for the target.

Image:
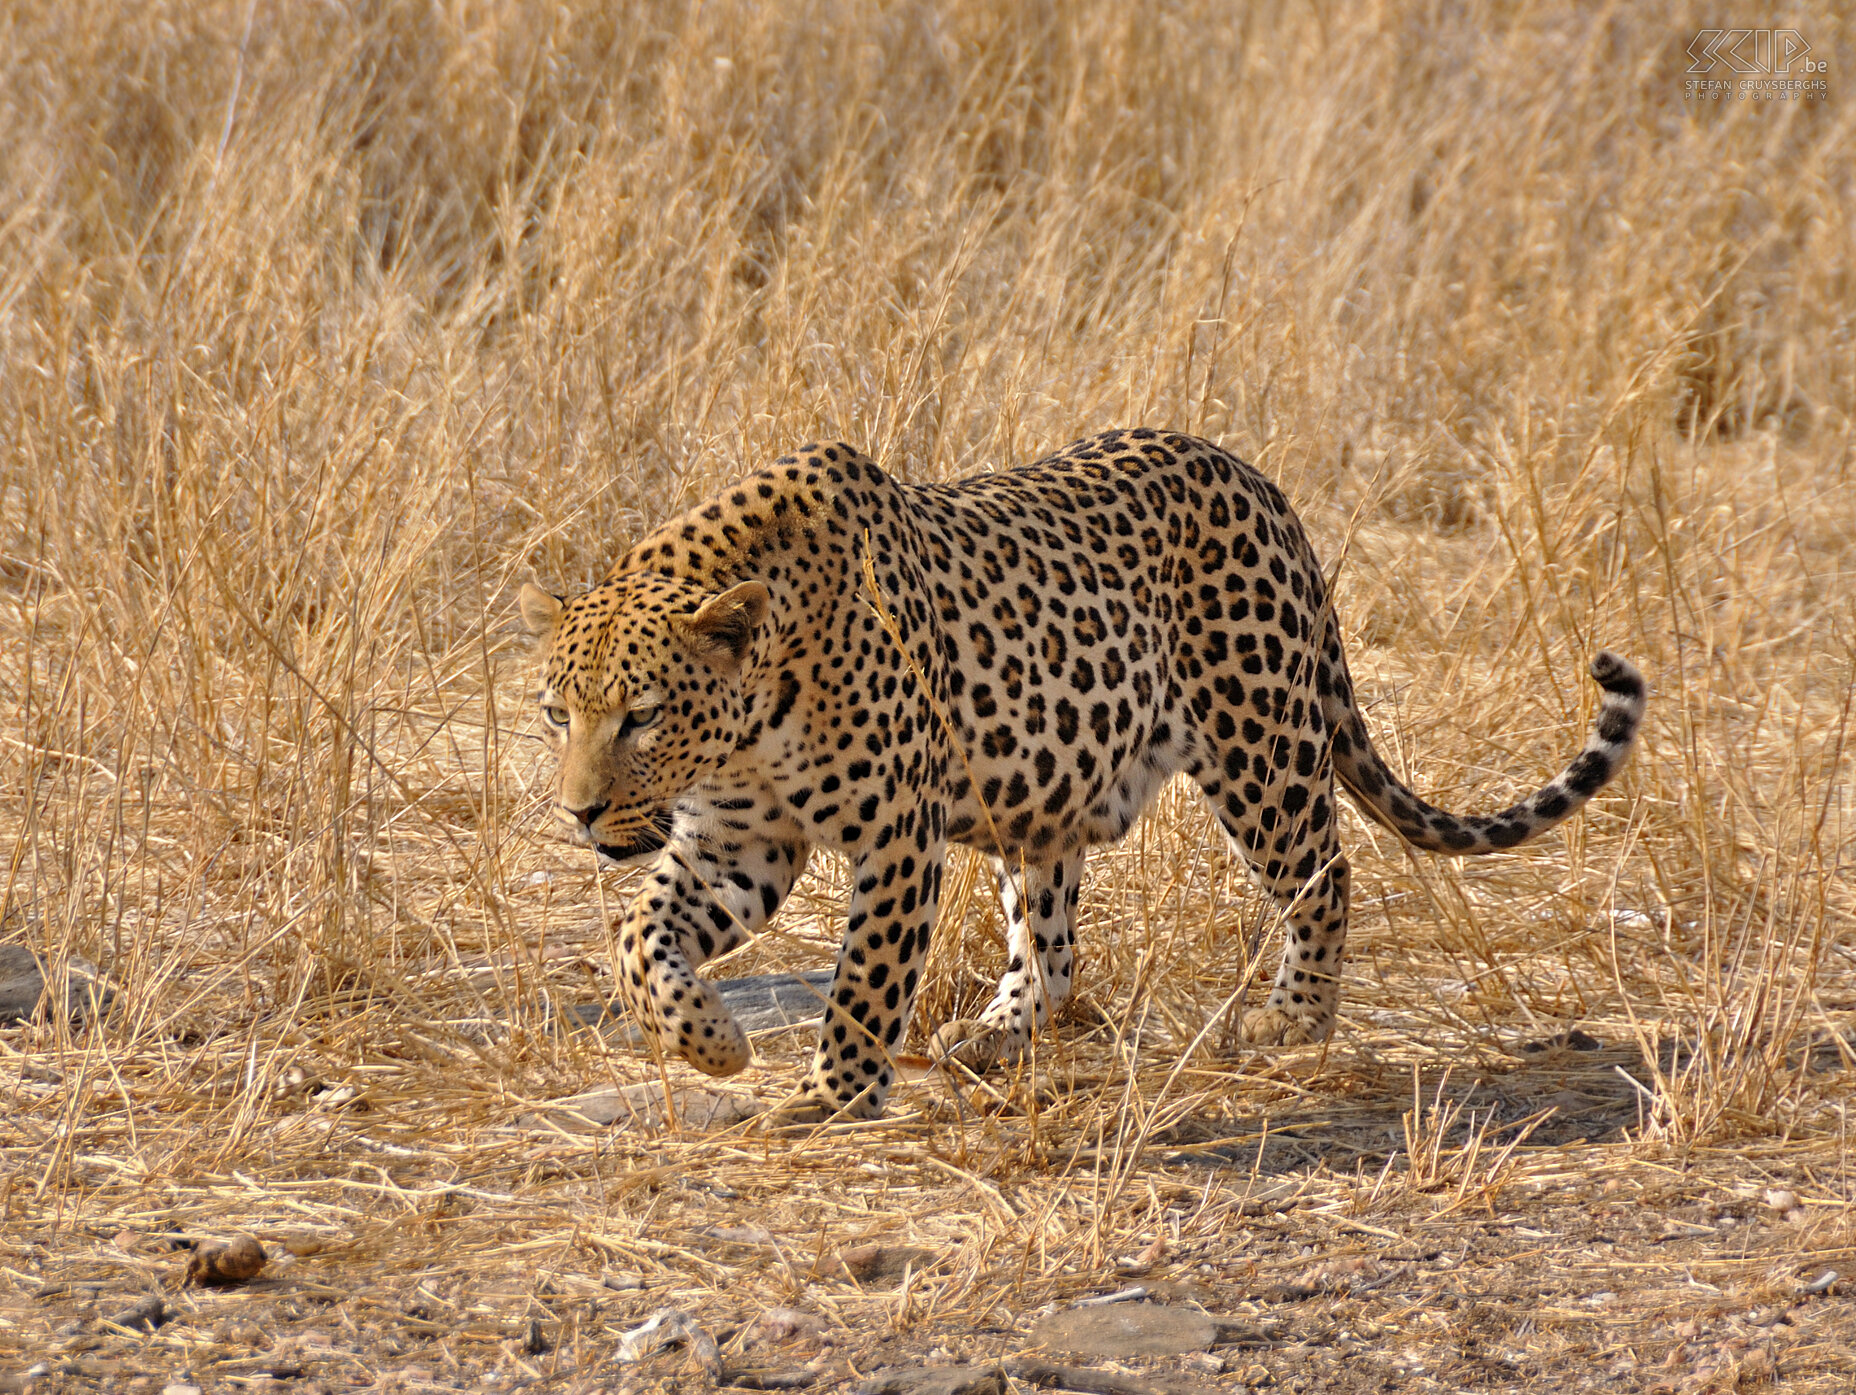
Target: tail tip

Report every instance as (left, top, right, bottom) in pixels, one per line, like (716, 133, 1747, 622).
(1589, 650, 1645, 700)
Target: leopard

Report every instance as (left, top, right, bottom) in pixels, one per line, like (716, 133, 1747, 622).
(519, 429, 1645, 1121)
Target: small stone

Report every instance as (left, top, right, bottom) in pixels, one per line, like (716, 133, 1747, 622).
(100, 1294, 166, 1333)
(186, 1234, 267, 1285)
(274, 1065, 319, 1101)
(161, 1385, 203, 1395)
(854, 1367, 1006, 1395)
(1237, 1365, 1275, 1388)
(838, 1244, 940, 1286)
(1762, 1188, 1798, 1213)
(0, 944, 112, 1023)
(1029, 1303, 1219, 1358)
(747, 1307, 829, 1348)
(0, 944, 48, 1022)
(1518, 1027, 1603, 1054)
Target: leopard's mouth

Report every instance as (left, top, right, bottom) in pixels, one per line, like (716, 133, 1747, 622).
(592, 807, 675, 866)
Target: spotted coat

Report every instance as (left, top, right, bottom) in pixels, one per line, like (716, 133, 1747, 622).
(520, 430, 1645, 1119)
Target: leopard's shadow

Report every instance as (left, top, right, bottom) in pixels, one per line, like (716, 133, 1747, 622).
(567, 981, 1641, 1155)
(1145, 1024, 1849, 1176)
(1148, 1035, 1653, 1176)
(560, 974, 1849, 1161)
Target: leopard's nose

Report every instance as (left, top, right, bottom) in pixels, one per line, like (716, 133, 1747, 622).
(566, 800, 609, 831)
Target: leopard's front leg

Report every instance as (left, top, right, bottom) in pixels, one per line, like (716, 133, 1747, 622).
(613, 793, 809, 1076)
(788, 807, 946, 1121)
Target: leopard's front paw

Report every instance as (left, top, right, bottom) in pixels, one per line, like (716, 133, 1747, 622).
(1238, 1007, 1325, 1047)
(928, 1018, 1010, 1074)
(646, 979, 749, 1077)
(753, 1092, 836, 1132)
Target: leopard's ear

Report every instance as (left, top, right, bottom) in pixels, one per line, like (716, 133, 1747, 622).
(519, 582, 565, 636)
(676, 581, 769, 667)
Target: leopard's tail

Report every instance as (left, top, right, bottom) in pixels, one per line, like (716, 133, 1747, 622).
(1321, 649, 1645, 855)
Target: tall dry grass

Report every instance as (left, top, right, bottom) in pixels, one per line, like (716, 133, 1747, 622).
(1, 0, 1852, 1199)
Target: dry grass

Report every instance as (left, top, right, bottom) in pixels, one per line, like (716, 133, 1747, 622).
(2, 1, 1853, 1391)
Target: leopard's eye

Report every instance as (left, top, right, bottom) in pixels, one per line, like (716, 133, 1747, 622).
(540, 703, 570, 729)
(619, 706, 661, 739)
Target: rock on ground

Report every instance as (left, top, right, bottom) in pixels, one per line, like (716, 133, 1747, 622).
(1027, 1303, 1219, 1358)
(565, 971, 833, 1036)
(0, 943, 112, 1023)
(855, 1366, 1008, 1395)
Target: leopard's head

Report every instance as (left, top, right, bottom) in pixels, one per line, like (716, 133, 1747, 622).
(519, 572, 768, 865)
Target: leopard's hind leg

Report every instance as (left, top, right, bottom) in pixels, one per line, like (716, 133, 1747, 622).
(930, 851, 1085, 1072)
(1192, 741, 1352, 1046)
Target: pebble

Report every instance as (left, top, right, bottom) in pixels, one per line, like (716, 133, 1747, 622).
(185, 1234, 267, 1286)
(100, 1295, 166, 1333)
(747, 1307, 829, 1347)
(273, 1065, 320, 1101)
(838, 1244, 940, 1287)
